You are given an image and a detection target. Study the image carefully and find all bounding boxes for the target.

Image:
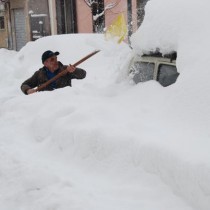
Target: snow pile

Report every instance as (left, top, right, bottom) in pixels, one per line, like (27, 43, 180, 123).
(0, 0, 210, 209)
(131, 0, 210, 209)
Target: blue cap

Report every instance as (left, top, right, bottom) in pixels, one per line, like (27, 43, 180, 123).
(42, 50, 60, 63)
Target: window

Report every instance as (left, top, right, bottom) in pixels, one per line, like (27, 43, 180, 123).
(0, 16, 5, 29)
(131, 62, 155, 84)
(56, 0, 77, 34)
(157, 64, 179, 87)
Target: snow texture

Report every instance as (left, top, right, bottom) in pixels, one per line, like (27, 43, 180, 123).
(0, 0, 210, 209)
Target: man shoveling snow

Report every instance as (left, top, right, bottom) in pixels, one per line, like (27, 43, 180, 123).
(21, 50, 86, 95)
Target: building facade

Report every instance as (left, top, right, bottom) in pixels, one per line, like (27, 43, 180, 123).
(0, 0, 148, 51)
(0, 0, 11, 48)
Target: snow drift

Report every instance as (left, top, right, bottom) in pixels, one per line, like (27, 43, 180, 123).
(0, 0, 210, 209)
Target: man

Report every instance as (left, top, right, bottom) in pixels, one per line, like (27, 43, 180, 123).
(21, 50, 86, 95)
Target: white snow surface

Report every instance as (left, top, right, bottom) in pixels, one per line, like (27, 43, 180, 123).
(0, 0, 210, 209)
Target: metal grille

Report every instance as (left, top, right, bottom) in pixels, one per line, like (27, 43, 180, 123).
(14, 9, 26, 51)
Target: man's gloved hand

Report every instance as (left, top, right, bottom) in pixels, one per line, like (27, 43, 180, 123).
(66, 65, 76, 73)
(27, 89, 36, 95)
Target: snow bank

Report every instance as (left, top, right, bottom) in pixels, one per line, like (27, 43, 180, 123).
(130, 0, 210, 209)
(0, 0, 210, 209)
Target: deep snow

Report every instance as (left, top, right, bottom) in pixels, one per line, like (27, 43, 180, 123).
(0, 0, 210, 209)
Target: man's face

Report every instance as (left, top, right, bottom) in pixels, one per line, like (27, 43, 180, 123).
(44, 56, 59, 72)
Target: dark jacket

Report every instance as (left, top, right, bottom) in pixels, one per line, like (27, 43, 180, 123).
(21, 62, 86, 94)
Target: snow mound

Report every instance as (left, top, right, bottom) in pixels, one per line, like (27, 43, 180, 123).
(0, 0, 210, 209)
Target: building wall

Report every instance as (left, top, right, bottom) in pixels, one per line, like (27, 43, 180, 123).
(1, 0, 143, 50)
(76, 0, 92, 33)
(0, 7, 9, 48)
(4, 0, 51, 50)
(132, 0, 138, 32)
(105, 0, 127, 29)
(10, 0, 25, 8)
(76, 0, 139, 34)
(105, 0, 139, 32)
